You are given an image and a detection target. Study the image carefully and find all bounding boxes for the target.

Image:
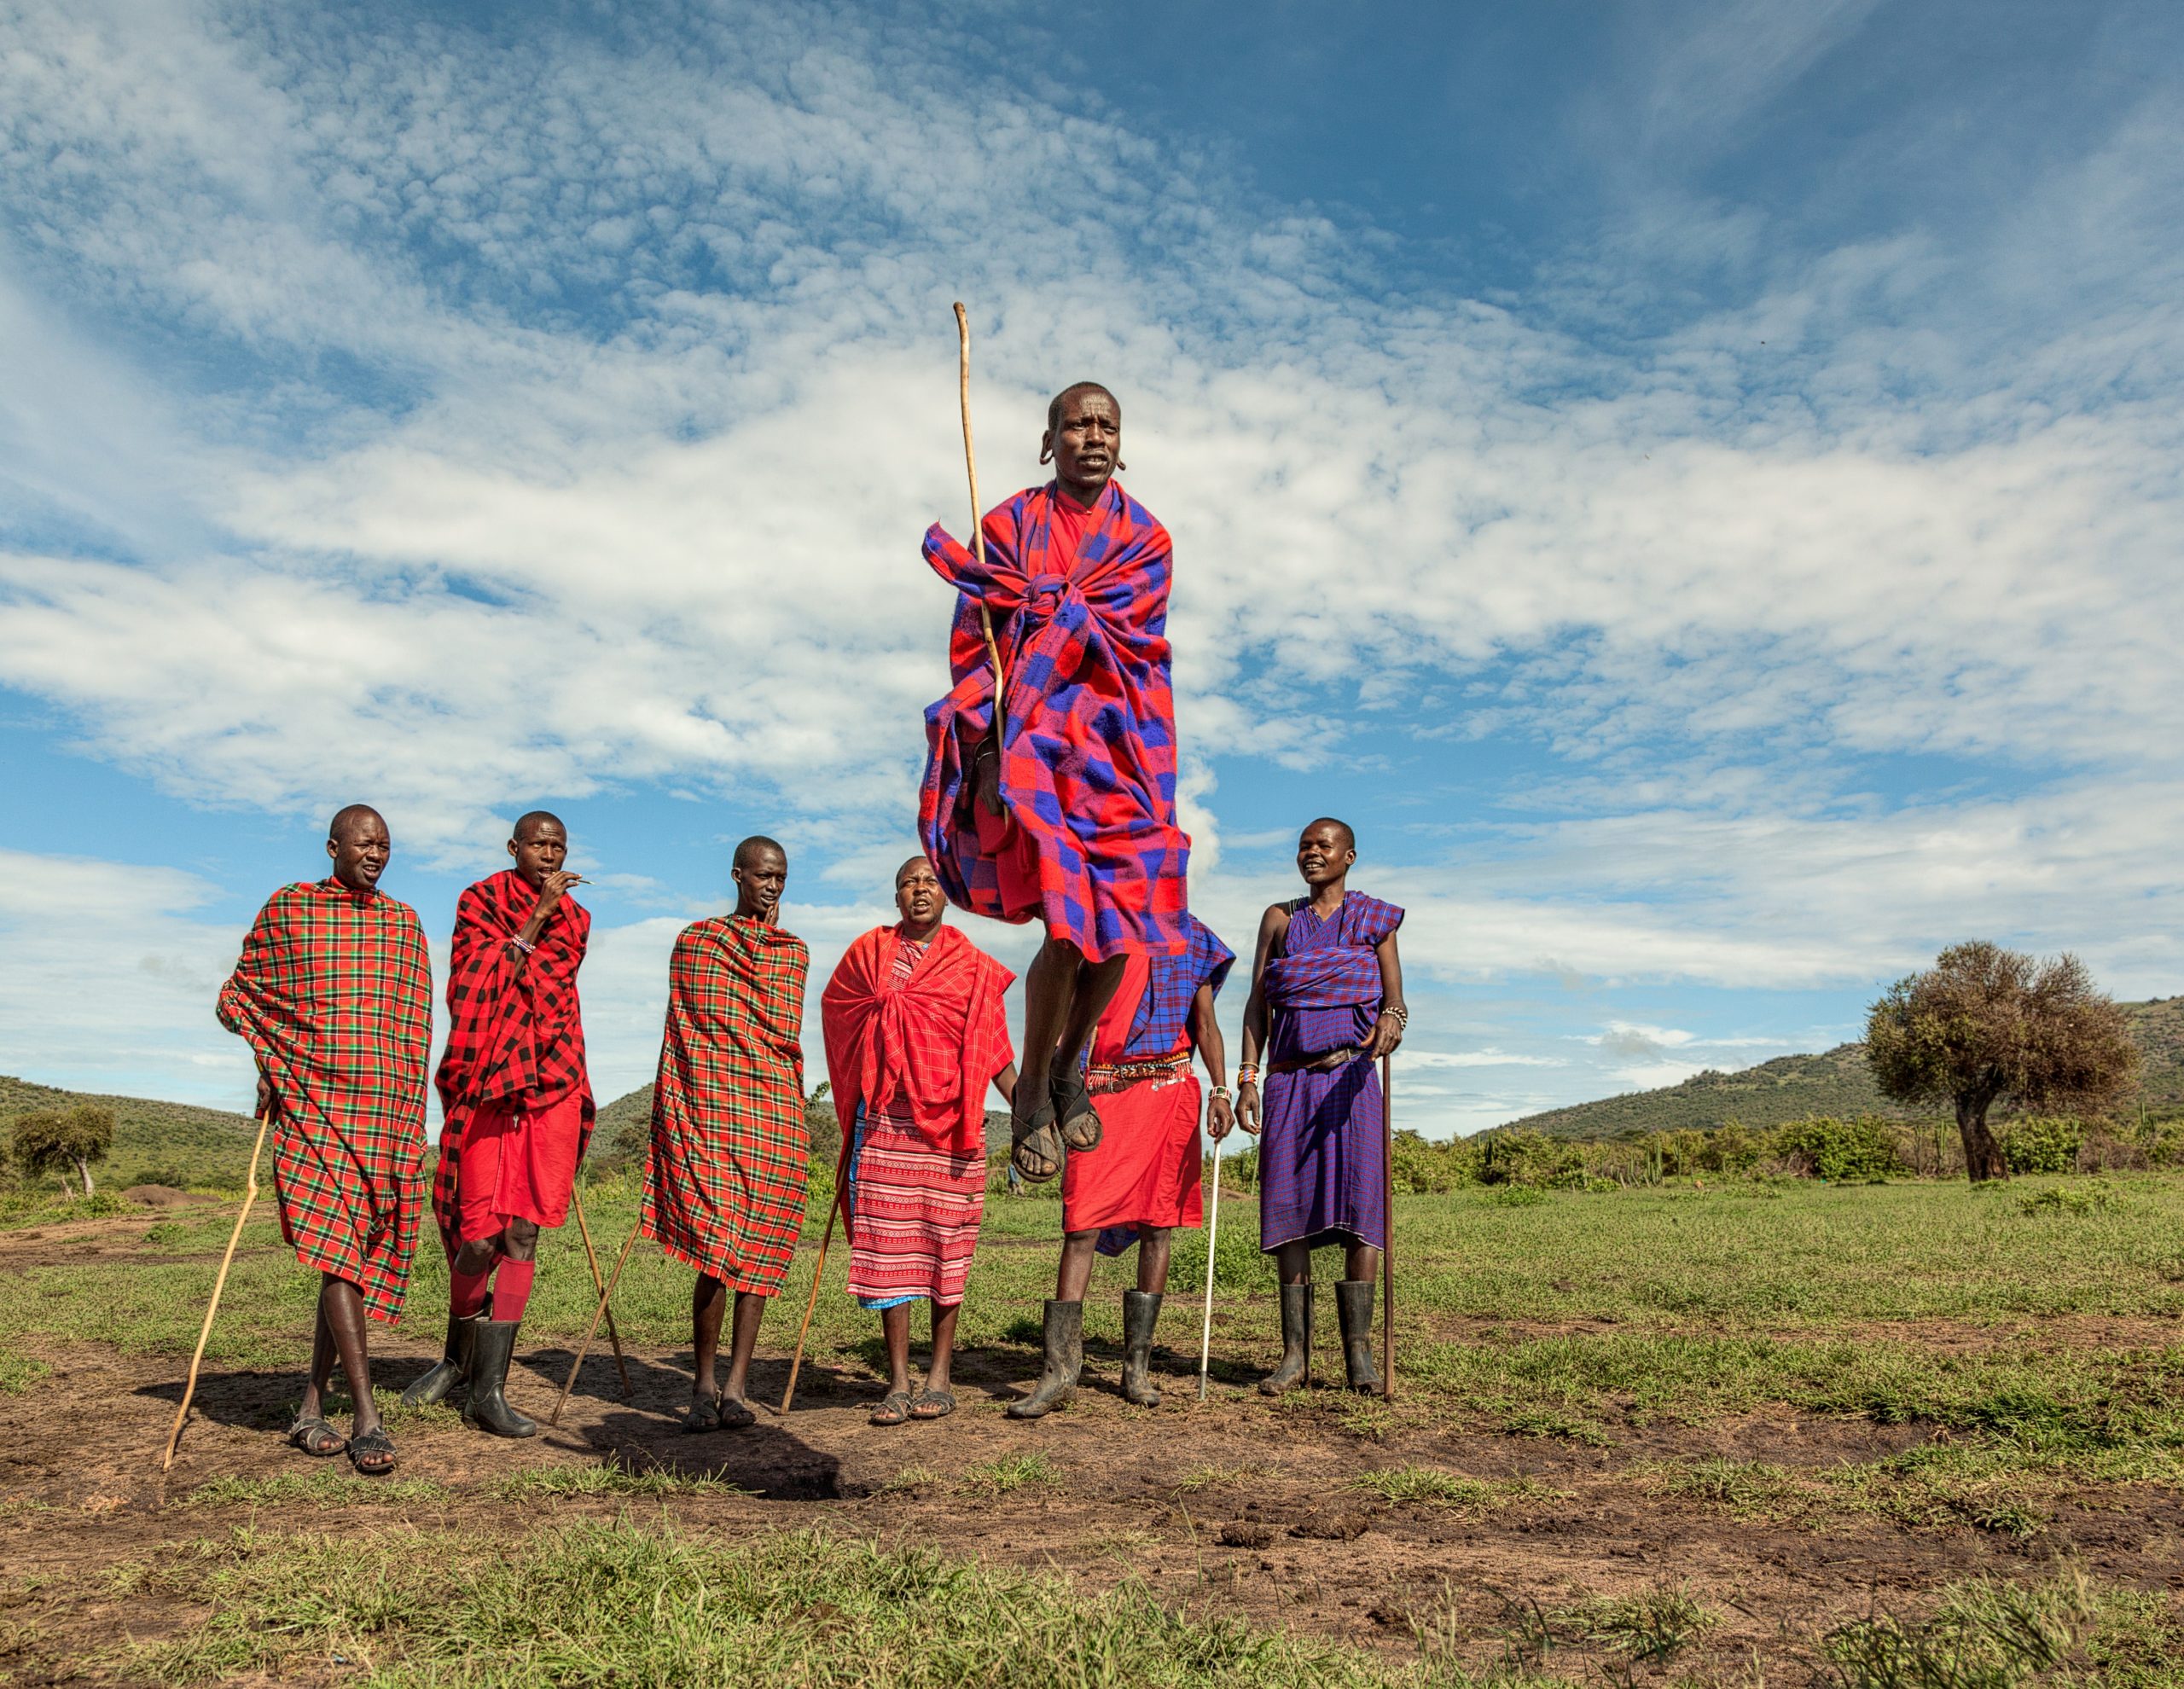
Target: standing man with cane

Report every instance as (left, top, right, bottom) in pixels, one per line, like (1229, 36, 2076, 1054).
(406, 811, 601, 1439)
(1235, 819, 1405, 1395)
(215, 804, 433, 1476)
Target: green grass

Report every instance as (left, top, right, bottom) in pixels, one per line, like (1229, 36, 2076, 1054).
(1559, 1584, 1718, 1664)
(953, 1452, 1063, 1497)
(124, 1519, 1506, 1686)
(180, 1471, 454, 1508)
(489, 1461, 746, 1500)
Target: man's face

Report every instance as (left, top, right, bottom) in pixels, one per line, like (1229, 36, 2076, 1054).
(1043, 389, 1121, 496)
(508, 822, 568, 889)
(328, 814, 392, 892)
(734, 846, 787, 914)
(895, 859, 944, 926)
(1296, 823, 1354, 887)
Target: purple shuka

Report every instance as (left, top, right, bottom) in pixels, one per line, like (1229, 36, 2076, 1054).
(1258, 893, 1403, 1254)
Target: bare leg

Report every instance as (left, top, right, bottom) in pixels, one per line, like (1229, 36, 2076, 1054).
(926, 1302, 961, 1394)
(319, 1275, 380, 1438)
(298, 1292, 337, 1422)
(1137, 1227, 1173, 1296)
(1055, 1229, 1101, 1302)
(451, 1236, 498, 1278)
(500, 1218, 540, 1263)
(1053, 953, 1129, 1073)
(880, 1303, 913, 1396)
(1276, 1240, 1312, 1286)
(1018, 937, 1086, 1100)
(1345, 1240, 1381, 1283)
(691, 1274, 727, 1408)
(718, 1289, 767, 1409)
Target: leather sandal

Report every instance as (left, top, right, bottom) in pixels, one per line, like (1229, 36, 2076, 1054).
(1010, 1097, 1065, 1184)
(1050, 1066, 1104, 1153)
(909, 1386, 956, 1420)
(682, 1394, 723, 1434)
(288, 1415, 347, 1459)
(346, 1427, 397, 1477)
(716, 1393, 757, 1430)
(870, 1389, 914, 1426)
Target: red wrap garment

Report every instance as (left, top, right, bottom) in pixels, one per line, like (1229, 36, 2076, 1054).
(429, 870, 594, 1251)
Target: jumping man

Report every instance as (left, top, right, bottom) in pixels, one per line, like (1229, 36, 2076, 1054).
(1236, 820, 1406, 1393)
(217, 804, 433, 1476)
(820, 856, 1017, 1425)
(917, 382, 1191, 1220)
(642, 836, 810, 1431)
(405, 811, 595, 1438)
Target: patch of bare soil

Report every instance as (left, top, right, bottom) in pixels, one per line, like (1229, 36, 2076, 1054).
(6, 1320, 2184, 1687)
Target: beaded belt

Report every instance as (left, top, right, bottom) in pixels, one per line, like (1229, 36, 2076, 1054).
(1085, 1050, 1192, 1094)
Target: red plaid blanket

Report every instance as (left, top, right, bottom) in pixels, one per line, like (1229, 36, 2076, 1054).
(641, 915, 810, 1295)
(217, 879, 433, 1323)
(918, 479, 1191, 961)
(429, 870, 595, 1251)
(822, 923, 1014, 1158)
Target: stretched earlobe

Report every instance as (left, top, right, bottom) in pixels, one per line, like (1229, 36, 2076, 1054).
(1116, 459, 1127, 471)
(1039, 445, 1054, 464)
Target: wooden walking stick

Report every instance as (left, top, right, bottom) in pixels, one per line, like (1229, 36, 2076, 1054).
(161, 1109, 270, 1471)
(569, 1183, 633, 1401)
(777, 1132, 855, 1415)
(549, 1212, 642, 1428)
(953, 303, 1007, 711)
(1198, 1135, 1223, 1402)
(1380, 1053, 1397, 1401)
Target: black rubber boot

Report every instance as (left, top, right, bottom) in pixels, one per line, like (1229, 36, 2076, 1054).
(462, 1320, 539, 1438)
(1258, 1283, 1313, 1396)
(1336, 1280, 1382, 1390)
(1008, 1299, 1083, 1420)
(1121, 1290, 1164, 1407)
(399, 1307, 472, 1408)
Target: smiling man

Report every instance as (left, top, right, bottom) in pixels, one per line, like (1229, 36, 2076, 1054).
(820, 856, 1017, 1425)
(642, 835, 810, 1431)
(404, 811, 595, 1439)
(1236, 819, 1407, 1395)
(216, 804, 433, 1477)
(918, 382, 1192, 1245)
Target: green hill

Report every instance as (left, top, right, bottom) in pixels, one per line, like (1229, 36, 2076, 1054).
(1498, 996, 2184, 1141)
(0, 1076, 260, 1193)
(591, 1082, 1013, 1168)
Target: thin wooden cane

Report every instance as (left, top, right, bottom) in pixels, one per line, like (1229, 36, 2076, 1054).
(549, 1214, 642, 1428)
(1380, 1053, 1396, 1401)
(1198, 1139, 1223, 1402)
(161, 1110, 270, 1471)
(569, 1184, 632, 1400)
(776, 1146, 853, 1416)
(953, 304, 1006, 711)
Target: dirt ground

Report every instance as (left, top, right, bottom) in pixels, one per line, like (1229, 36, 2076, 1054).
(6, 1210, 2184, 1685)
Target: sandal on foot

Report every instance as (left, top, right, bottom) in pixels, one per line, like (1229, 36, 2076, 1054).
(288, 1415, 347, 1459)
(869, 1389, 914, 1426)
(682, 1395, 723, 1434)
(716, 1393, 757, 1430)
(1010, 1098, 1066, 1184)
(1051, 1067, 1103, 1153)
(909, 1387, 956, 1421)
(346, 1427, 396, 1477)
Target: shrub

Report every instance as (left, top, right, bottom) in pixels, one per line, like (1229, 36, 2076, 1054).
(2001, 1115, 2084, 1175)
(1770, 1116, 1904, 1182)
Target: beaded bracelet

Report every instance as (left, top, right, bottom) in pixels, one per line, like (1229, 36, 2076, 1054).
(509, 935, 536, 955)
(1380, 1003, 1409, 1027)
(1236, 1064, 1260, 1085)
(1209, 1085, 1232, 1101)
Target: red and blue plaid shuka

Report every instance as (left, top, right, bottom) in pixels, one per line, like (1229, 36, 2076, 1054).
(919, 480, 1191, 961)
(642, 915, 810, 1297)
(429, 870, 595, 1252)
(217, 879, 433, 1323)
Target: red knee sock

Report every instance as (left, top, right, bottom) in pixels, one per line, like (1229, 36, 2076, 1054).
(450, 1264, 492, 1320)
(492, 1257, 535, 1321)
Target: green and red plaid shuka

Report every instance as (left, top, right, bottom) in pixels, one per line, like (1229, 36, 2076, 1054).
(217, 879, 433, 1323)
(642, 914, 810, 1296)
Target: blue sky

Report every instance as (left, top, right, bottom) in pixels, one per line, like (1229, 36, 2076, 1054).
(3, 0, 2180, 1135)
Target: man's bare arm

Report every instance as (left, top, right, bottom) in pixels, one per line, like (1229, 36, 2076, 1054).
(1362, 930, 1408, 1059)
(1234, 903, 1288, 1135)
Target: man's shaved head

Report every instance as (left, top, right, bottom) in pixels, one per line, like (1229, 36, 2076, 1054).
(734, 835, 786, 872)
(1048, 381, 1118, 432)
(1304, 816, 1356, 853)
(896, 855, 937, 887)
(513, 810, 566, 843)
(328, 804, 385, 844)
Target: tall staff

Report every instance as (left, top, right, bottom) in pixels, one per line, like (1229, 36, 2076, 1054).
(953, 303, 1006, 710)
(777, 1132, 855, 1414)
(161, 1111, 270, 1471)
(1380, 1053, 1396, 1400)
(1198, 1135, 1223, 1401)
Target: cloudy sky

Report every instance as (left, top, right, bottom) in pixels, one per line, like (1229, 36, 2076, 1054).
(3, 0, 2178, 1135)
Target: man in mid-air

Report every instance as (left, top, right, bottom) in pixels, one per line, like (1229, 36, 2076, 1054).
(218, 804, 433, 1476)
(404, 811, 593, 1440)
(642, 836, 810, 1431)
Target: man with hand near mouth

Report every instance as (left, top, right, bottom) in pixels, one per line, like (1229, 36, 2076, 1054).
(218, 804, 433, 1477)
(406, 810, 595, 1440)
(642, 836, 810, 1431)
(915, 381, 1194, 1286)
(820, 856, 1017, 1425)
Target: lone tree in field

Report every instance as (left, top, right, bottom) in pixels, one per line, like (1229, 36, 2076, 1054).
(1865, 943, 2137, 1183)
(10, 1104, 116, 1197)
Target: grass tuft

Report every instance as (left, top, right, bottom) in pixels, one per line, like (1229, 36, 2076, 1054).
(1564, 1583, 1719, 1663)
(2017, 1185, 2118, 1217)
(488, 1460, 745, 1500)
(954, 1452, 1063, 1497)
(1824, 1572, 2088, 1688)
(179, 1470, 452, 1509)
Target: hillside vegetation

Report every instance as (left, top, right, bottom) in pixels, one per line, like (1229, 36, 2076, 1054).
(0, 1075, 258, 1193)
(1500, 996, 2184, 1141)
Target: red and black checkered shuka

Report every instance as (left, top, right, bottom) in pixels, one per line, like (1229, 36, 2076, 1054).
(918, 479, 1191, 962)
(641, 915, 810, 1296)
(428, 870, 595, 1251)
(217, 879, 433, 1323)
